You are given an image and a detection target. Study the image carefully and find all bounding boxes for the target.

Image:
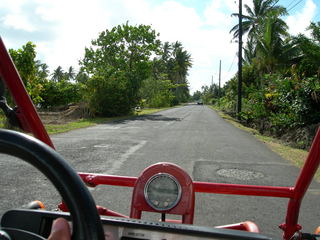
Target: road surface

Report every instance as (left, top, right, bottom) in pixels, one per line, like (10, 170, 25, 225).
(0, 104, 319, 238)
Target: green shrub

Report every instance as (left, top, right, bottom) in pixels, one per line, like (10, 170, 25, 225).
(40, 80, 81, 109)
(85, 73, 132, 117)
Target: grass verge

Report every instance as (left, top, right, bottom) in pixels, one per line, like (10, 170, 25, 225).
(208, 106, 318, 181)
(45, 107, 171, 135)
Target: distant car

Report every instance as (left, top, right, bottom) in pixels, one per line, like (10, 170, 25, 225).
(197, 100, 203, 105)
(135, 106, 142, 112)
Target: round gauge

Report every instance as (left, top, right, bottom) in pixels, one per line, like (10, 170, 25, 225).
(144, 173, 181, 211)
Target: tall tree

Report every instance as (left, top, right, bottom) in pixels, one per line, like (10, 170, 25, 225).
(154, 41, 192, 104)
(230, 0, 287, 41)
(162, 42, 172, 62)
(254, 11, 290, 73)
(9, 42, 43, 104)
(230, 0, 290, 77)
(51, 66, 64, 82)
(308, 22, 320, 43)
(81, 22, 161, 116)
(292, 22, 320, 77)
(66, 66, 76, 80)
(36, 61, 49, 80)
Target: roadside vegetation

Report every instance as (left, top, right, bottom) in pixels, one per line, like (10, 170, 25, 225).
(5, 22, 192, 119)
(192, 0, 320, 151)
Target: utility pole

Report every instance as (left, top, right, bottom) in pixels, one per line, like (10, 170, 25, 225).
(218, 60, 221, 107)
(237, 0, 243, 118)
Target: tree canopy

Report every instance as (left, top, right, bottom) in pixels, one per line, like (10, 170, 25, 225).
(8, 23, 192, 116)
(80, 23, 192, 116)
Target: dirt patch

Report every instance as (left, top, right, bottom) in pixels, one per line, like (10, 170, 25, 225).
(39, 104, 91, 124)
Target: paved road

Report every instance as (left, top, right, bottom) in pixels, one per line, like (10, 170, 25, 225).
(1, 105, 319, 238)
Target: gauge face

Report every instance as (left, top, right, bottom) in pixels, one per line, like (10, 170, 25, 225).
(144, 173, 181, 211)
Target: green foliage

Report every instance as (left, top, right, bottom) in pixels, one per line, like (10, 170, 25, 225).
(40, 80, 81, 109)
(241, 88, 268, 121)
(139, 75, 175, 108)
(292, 33, 320, 77)
(230, 0, 288, 41)
(308, 22, 320, 42)
(153, 41, 192, 104)
(230, 74, 320, 133)
(191, 90, 201, 101)
(223, 1, 320, 139)
(9, 42, 43, 104)
(81, 22, 162, 116)
(7, 24, 192, 117)
(84, 72, 131, 116)
(8, 43, 83, 109)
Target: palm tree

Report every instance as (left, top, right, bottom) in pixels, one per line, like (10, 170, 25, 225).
(174, 48, 192, 83)
(66, 66, 76, 80)
(172, 41, 182, 54)
(155, 41, 192, 103)
(230, 0, 287, 41)
(230, 0, 290, 80)
(243, 37, 256, 65)
(51, 66, 64, 82)
(172, 47, 192, 103)
(36, 61, 49, 80)
(162, 42, 172, 62)
(75, 70, 89, 84)
(254, 12, 290, 74)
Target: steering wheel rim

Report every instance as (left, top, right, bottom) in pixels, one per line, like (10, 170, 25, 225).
(0, 129, 105, 240)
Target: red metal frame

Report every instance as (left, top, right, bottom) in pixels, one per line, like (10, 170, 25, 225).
(1, 37, 320, 239)
(0, 37, 54, 148)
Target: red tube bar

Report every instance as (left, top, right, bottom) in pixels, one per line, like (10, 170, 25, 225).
(282, 128, 320, 240)
(78, 172, 294, 198)
(78, 173, 137, 187)
(0, 38, 54, 148)
(194, 181, 294, 198)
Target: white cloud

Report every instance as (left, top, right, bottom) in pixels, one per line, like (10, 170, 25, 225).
(5, 0, 319, 93)
(1, 0, 240, 93)
(0, 0, 25, 12)
(32, 0, 113, 70)
(286, 0, 317, 36)
(205, 0, 233, 27)
(3, 13, 36, 32)
(132, 0, 238, 92)
(1, 0, 36, 32)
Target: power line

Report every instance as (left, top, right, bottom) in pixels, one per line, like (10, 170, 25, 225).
(286, 0, 300, 9)
(227, 54, 237, 73)
(271, 0, 280, 8)
(287, 0, 304, 13)
(222, 54, 237, 81)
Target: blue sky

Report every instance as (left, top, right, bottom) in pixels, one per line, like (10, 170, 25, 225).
(1, 0, 319, 93)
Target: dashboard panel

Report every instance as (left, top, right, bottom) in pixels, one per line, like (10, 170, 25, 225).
(1, 209, 272, 240)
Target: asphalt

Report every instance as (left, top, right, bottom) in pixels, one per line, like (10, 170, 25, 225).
(0, 104, 319, 239)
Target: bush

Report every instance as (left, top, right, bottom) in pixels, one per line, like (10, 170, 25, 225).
(40, 80, 81, 109)
(85, 73, 132, 117)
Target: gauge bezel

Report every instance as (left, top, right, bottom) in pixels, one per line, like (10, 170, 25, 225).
(144, 173, 182, 211)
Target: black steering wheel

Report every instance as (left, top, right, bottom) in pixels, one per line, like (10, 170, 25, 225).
(0, 129, 105, 240)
